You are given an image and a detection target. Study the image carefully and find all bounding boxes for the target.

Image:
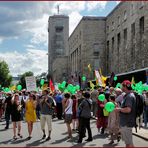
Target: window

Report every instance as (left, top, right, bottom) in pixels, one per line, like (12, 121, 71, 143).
(94, 43, 100, 53)
(55, 26, 63, 32)
(140, 16, 144, 35)
(117, 33, 121, 49)
(112, 37, 114, 53)
(131, 23, 135, 39)
(118, 16, 120, 26)
(124, 28, 127, 48)
(112, 21, 114, 31)
(124, 10, 127, 21)
(106, 41, 109, 73)
(94, 59, 100, 70)
(107, 26, 109, 34)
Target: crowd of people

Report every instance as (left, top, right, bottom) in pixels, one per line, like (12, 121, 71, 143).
(0, 80, 148, 147)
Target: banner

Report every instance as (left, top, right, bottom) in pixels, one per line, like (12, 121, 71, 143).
(25, 76, 37, 91)
(95, 70, 103, 86)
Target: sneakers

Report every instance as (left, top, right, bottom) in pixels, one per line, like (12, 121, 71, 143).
(27, 136, 32, 140)
(18, 133, 23, 138)
(42, 134, 46, 139)
(46, 136, 51, 141)
(13, 136, 17, 140)
(85, 138, 93, 142)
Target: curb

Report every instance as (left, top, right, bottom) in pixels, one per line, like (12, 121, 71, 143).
(132, 132, 148, 141)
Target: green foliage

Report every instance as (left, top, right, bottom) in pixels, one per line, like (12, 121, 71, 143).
(18, 71, 33, 89)
(0, 60, 12, 87)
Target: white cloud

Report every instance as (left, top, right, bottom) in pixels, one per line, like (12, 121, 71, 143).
(86, 1, 107, 11)
(69, 11, 82, 36)
(0, 49, 48, 76)
(116, 1, 121, 5)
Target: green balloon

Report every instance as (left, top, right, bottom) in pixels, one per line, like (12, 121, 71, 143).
(17, 85, 22, 91)
(82, 76, 86, 81)
(115, 83, 121, 88)
(61, 81, 66, 87)
(114, 76, 117, 81)
(5, 87, 10, 92)
(105, 102, 115, 112)
(76, 85, 80, 90)
(98, 94, 105, 102)
(40, 79, 44, 86)
(64, 89, 69, 93)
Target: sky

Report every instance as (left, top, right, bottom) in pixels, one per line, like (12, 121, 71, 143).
(0, 1, 120, 77)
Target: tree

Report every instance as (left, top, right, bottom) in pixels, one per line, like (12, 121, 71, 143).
(0, 60, 12, 87)
(19, 71, 33, 89)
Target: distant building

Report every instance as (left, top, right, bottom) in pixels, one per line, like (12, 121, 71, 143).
(69, 1, 148, 82)
(68, 16, 106, 81)
(48, 15, 69, 82)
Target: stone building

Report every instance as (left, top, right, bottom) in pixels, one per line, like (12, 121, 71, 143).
(48, 1, 148, 83)
(68, 1, 148, 81)
(48, 15, 69, 82)
(106, 1, 148, 76)
(68, 16, 106, 81)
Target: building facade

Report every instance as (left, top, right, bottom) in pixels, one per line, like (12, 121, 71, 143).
(68, 1, 148, 81)
(106, 1, 148, 76)
(48, 1, 148, 83)
(68, 17, 106, 82)
(48, 15, 69, 82)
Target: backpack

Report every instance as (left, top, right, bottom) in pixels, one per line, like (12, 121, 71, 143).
(134, 93, 144, 132)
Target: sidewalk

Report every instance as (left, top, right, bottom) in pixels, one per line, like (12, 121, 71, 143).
(132, 127, 148, 141)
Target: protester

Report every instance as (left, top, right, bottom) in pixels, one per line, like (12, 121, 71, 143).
(90, 86, 98, 118)
(25, 93, 37, 140)
(77, 91, 92, 143)
(55, 91, 63, 120)
(96, 93, 108, 134)
(71, 94, 78, 131)
(63, 93, 73, 139)
(143, 91, 148, 128)
(11, 93, 22, 140)
(115, 80, 136, 147)
(40, 90, 54, 141)
(4, 93, 12, 129)
(107, 94, 120, 144)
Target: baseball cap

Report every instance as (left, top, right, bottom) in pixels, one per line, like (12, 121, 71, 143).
(122, 80, 131, 88)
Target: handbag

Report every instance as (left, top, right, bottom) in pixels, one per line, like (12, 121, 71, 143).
(103, 108, 109, 116)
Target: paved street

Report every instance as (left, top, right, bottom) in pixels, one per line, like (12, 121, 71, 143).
(0, 118, 148, 147)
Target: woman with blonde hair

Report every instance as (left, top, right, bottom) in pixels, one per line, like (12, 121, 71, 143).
(11, 93, 22, 140)
(25, 93, 37, 140)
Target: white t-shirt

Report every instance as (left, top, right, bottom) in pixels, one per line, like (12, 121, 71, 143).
(65, 99, 73, 114)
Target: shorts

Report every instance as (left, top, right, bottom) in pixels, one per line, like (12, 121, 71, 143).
(120, 126, 133, 145)
(64, 114, 72, 124)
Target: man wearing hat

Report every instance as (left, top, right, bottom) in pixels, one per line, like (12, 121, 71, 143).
(115, 80, 136, 147)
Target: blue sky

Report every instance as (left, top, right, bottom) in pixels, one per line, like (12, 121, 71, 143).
(0, 1, 119, 76)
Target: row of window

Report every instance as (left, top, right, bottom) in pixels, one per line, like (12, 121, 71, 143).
(107, 1, 145, 33)
(107, 16, 144, 53)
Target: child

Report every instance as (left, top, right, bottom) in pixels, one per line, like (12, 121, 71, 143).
(107, 95, 120, 144)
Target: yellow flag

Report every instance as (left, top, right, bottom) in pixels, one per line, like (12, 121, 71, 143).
(42, 84, 48, 90)
(10, 85, 16, 91)
(131, 77, 135, 84)
(89, 81, 95, 90)
(88, 64, 92, 72)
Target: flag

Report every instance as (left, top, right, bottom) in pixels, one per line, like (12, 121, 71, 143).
(99, 68, 107, 87)
(131, 76, 135, 84)
(49, 79, 55, 92)
(42, 84, 48, 90)
(89, 81, 95, 89)
(95, 70, 103, 86)
(88, 64, 92, 72)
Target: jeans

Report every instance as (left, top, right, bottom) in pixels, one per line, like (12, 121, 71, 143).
(5, 112, 11, 128)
